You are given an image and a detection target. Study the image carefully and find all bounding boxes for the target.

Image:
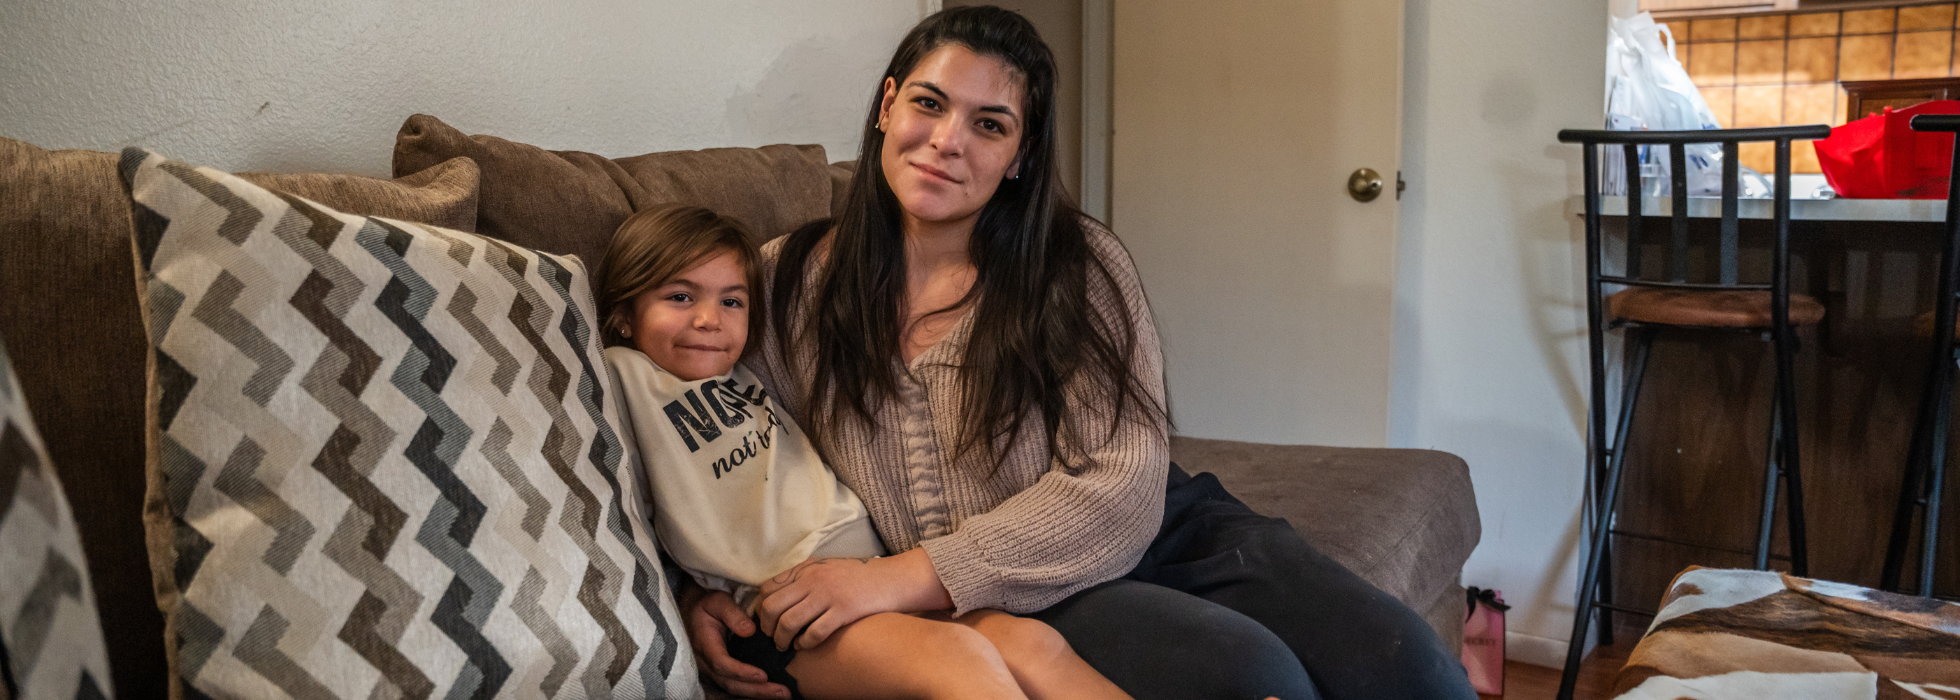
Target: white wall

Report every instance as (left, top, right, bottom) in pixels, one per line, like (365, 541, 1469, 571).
(1393, 0, 1608, 667)
(0, 0, 929, 176)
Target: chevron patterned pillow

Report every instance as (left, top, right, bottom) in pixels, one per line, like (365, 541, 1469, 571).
(0, 341, 114, 700)
(120, 149, 700, 700)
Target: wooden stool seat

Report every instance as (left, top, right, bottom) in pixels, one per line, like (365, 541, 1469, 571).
(1608, 288, 1826, 328)
(1912, 310, 1960, 340)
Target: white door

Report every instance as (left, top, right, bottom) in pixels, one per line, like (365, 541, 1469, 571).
(1112, 0, 1404, 447)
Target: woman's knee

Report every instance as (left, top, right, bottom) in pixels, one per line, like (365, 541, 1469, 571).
(1034, 580, 1319, 700)
(1169, 604, 1319, 699)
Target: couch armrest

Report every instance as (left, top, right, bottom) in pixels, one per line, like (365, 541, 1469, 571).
(1169, 436, 1481, 619)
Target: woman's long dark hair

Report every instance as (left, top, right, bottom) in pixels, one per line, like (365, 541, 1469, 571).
(771, 5, 1166, 471)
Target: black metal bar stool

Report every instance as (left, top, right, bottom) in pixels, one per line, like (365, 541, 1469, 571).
(1554, 124, 1832, 700)
(1882, 113, 1960, 599)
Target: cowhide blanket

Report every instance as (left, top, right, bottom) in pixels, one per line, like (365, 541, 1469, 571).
(1613, 567, 1960, 699)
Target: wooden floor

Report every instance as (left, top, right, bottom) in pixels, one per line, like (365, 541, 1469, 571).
(1478, 632, 1635, 700)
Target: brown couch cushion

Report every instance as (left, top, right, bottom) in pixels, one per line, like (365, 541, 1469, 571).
(392, 114, 834, 278)
(0, 136, 480, 694)
(828, 160, 858, 220)
(393, 114, 646, 273)
(615, 145, 832, 243)
(1168, 436, 1482, 632)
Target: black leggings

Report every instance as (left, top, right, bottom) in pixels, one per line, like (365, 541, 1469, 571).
(1030, 465, 1477, 700)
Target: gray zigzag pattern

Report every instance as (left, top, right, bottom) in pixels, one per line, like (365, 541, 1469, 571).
(7, 548, 83, 682)
(149, 279, 187, 346)
(156, 161, 260, 245)
(233, 606, 334, 699)
(462, 241, 580, 697)
(415, 222, 477, 267)
(158, 436, 214, 594)
(360, 221, 509, 698)
(192, 270, 296, 406)
(480, 419, 550, 541)
(469, 245, 551, 542)
(174, 601, 225, 686)
(509, 567, 578, 698)
(447, 283, 523, 396)
(270, 196, 431, 699)
(482, 240, 635, 696)
(542, 255, 678, 692)
(213, 437, 314, 575)
(0, 425, 56, 530)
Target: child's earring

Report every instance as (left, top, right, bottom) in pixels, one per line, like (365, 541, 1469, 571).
(619, 325, 631, 338)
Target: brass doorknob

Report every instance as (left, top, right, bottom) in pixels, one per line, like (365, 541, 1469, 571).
(1348, 168, 1384, 202)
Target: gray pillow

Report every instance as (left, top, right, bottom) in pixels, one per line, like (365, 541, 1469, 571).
(0, 336, 114, 699)
(123, 148, 700, 699)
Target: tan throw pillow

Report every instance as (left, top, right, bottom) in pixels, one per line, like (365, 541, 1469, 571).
(122, 148, 698, 700)
(391, 114, 833, 278)
(0, 137, 483, 694)
(0, 339, 115, 699)
(238, 157, 481, 233)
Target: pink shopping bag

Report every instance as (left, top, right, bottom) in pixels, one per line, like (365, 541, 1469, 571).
(1462, 587, 1508, 695)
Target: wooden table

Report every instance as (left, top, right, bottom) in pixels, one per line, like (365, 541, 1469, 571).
(1570, 195, 1959, 615)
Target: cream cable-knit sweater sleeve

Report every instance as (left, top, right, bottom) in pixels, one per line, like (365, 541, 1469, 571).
(748, 222, 1170, 615)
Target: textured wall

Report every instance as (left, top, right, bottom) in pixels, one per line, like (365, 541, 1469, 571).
(1392, 0, 1608, 667)
(0, 0, 926, 176)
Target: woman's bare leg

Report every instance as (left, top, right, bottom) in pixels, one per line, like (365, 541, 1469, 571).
(786, 612, 1029, 700)
(942, 610, 1131, 700)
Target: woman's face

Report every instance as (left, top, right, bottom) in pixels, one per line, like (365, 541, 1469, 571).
(877, 43, 1027, 228)
(624, 250, 750, 381)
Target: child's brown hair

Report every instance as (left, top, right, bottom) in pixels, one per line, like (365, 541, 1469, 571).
(599, 204, 764, 352)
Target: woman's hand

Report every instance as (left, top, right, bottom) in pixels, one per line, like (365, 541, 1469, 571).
(677, 581, 790, 700)
(755, 548, 953, 651)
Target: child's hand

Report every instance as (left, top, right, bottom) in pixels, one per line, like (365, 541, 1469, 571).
(678, 582, 790, 699)
(755, 556, 890, 651)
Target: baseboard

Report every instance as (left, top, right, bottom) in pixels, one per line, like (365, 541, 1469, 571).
(1506, 630, 1588, 669)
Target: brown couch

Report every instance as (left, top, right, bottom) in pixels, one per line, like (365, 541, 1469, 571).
(0, 115, 1479, 695)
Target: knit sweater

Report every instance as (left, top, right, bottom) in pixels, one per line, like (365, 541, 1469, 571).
(604, 347, 884, 611)
(747, 222, 1170, 615)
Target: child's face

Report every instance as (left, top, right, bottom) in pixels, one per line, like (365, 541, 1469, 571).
(627, 249, 750, 381)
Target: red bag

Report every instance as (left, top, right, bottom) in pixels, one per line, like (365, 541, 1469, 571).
(1462, 587, 1508, 695)
(1815, 100, 1960, 199)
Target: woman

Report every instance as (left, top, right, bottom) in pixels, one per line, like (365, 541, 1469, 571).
(678, 7, 1477, 700)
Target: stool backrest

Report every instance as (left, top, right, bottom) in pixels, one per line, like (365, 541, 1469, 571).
(1556, 126, 1830, 506)
(1908, 114, 1960, 359)
(1557, 126, 1828, 292)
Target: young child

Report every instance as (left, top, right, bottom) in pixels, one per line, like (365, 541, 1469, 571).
(599, 204, 1130, 700)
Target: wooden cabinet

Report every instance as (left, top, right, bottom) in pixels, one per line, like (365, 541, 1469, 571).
(1842, 78, 1960, 122)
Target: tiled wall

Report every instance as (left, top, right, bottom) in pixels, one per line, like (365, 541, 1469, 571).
(1664, 4, 1959, 173)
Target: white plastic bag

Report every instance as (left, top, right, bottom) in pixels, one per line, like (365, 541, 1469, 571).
(1605, 13, 1741, 197)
